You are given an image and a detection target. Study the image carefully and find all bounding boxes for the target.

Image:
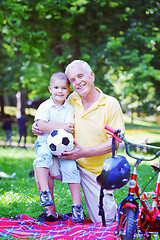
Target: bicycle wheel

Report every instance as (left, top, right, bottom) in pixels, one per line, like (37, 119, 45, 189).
(116, 207, 136, 240)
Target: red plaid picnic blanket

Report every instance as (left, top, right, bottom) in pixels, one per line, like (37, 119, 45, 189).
(0, 214, 117, 239)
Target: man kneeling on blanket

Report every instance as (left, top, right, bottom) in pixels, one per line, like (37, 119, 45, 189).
(32, 60, 125, 223)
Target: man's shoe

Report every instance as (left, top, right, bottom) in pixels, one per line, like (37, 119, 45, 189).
(37, 209, 68, 222)
(40, 190, 53, 207)
(72, 204, 84, 223)
(37, 209, 47, 221)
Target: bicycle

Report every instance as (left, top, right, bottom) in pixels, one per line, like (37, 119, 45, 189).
(104, 124, 160, 240)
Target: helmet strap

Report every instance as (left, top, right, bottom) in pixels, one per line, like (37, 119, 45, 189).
(98, 187, 106, 226)
(112, 137, 116, 157)
(98, 137, 116, 226)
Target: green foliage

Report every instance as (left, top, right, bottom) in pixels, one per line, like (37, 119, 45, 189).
(0, 0, 160, 114)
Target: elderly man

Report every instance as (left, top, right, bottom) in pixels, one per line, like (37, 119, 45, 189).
(32, 60, 125, 223)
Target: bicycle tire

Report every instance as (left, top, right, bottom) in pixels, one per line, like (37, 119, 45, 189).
(116, 207, 136, 240)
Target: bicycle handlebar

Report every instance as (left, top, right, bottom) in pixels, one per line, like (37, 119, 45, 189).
(105, 124, 160, 161)
(104, 125, 122, 143)
(105, 124, 117, 134)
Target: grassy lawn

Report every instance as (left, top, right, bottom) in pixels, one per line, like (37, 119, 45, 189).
(0, 112, 160, 239)
(0, 147, 88, 220)
(124, 114, 160, 143)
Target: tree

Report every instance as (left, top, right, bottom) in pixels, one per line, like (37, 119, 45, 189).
(104, 1, 160, 112)
(0, 0, 160, 116)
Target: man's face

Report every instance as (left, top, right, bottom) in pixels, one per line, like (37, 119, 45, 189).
(66, 64, 95, 97)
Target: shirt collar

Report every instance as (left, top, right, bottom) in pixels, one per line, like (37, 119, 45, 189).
(73, 87, 106, 107)
(49, 96, 68, 108)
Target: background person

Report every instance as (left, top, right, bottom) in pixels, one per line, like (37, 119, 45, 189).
(2, 114, 14, 147)
(32, 60, 125, 223)
(17, 112, 28, 148)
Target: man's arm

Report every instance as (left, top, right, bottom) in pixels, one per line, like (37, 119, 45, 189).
(59, 138, 119, 160)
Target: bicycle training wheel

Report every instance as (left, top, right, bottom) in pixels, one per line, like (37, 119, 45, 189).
(116, 207, 136, 240)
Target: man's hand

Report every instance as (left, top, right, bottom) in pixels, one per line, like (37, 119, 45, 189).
(59, 137, 116, 159)
(59, 140, 86, 160)
(32, 122, 44, 136)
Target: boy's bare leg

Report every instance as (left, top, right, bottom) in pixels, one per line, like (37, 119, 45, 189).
(34, 167, 57, 216)
(45, 174, 57, 216)
(69, 183, 84, 223)
(35, 167, 50, 191)
(68, 183, 81, 204)
(34, 167, 53, 207)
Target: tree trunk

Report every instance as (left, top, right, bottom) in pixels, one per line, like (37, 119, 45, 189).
(16, 91, 27, 118)
(0, 95, 5, 117)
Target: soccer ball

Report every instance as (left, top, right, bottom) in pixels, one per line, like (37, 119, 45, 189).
(47, 129, 74, 156)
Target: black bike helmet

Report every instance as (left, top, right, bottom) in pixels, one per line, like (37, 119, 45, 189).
(97, 155, 130, 190)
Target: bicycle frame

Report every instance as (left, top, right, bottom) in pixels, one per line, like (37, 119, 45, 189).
(104, 124, 160, 238)
(136, 169, 160, 233)
(117, 159, 160, 235)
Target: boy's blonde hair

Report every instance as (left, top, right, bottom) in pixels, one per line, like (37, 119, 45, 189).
(50, 72, 69, 85)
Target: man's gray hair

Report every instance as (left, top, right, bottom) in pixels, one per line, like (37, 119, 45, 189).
(65, 60, 92, 76)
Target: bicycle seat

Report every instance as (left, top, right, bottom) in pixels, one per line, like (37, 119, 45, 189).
(151, 162, 160, 172)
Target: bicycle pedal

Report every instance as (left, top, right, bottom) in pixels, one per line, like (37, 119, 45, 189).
(156, 216, 160, 221)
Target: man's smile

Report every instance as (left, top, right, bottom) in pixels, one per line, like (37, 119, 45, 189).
(77, 84, 85, 90)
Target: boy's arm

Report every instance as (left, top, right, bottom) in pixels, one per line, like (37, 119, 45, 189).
(37, 120, 74, 134)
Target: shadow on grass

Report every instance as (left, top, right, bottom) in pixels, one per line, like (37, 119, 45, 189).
(149, 142, 160, 147)
(125, 123, 160, 131)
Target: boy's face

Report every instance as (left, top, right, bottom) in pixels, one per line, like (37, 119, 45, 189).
(48, 77, 71, 106)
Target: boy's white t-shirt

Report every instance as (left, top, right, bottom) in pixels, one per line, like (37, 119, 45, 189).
(35, 97, 75, 141)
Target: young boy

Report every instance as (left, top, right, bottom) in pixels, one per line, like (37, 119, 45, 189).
(33, 72, 84, 223)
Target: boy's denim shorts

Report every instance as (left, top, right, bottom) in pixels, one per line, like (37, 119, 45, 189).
(33, 140, 53, 168)
(34, 140, 80, 183)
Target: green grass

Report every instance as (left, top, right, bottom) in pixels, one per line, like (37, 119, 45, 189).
(123, 114, 160, 143)
(0, 147, 87, 220)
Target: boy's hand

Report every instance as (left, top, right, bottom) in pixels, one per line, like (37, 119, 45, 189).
(64, 123, 74, 134)
(32, 122, 44, 136)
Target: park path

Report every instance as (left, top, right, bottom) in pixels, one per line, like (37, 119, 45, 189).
(0, 141, 34, 149)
